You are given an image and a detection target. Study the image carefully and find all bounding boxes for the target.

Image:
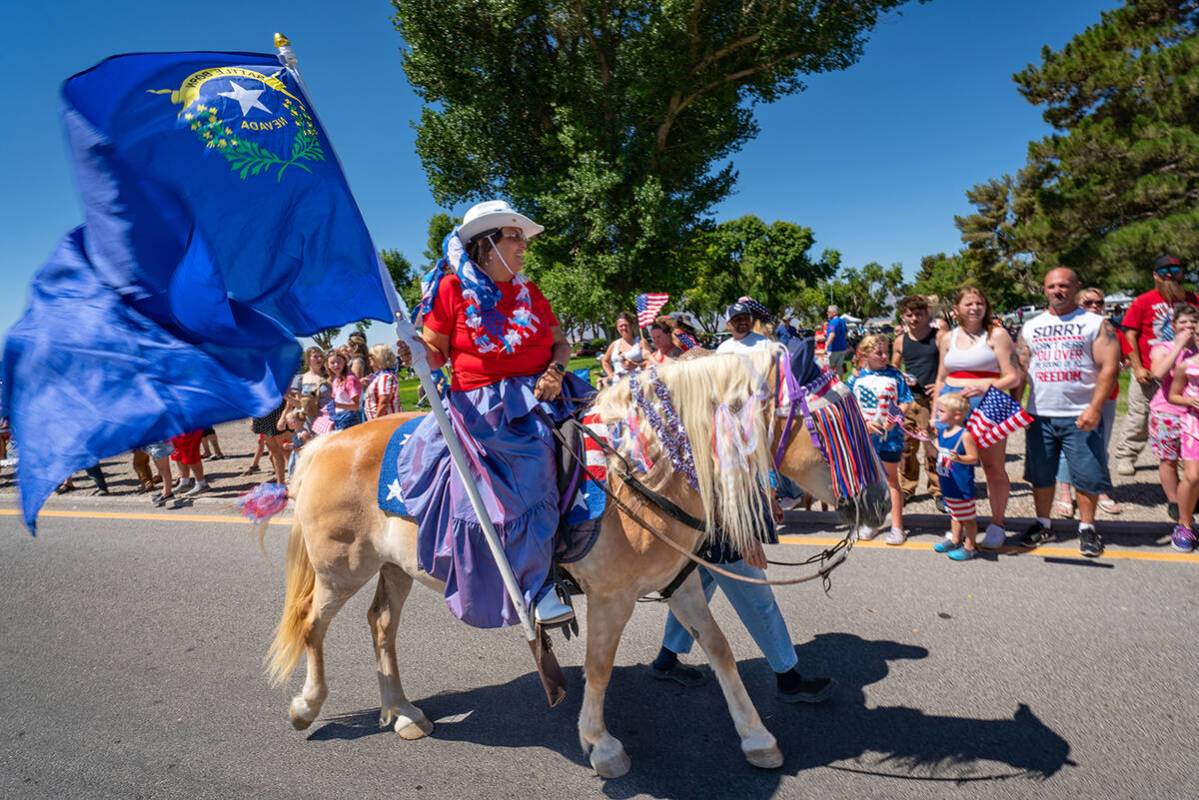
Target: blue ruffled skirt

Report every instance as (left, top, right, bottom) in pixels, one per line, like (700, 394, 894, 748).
(396, 372, 594, 628)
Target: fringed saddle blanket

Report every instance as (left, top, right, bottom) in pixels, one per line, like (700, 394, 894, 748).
(377, 413, 610, 564)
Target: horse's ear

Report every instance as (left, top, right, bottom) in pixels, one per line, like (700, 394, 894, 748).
(787, 336, 821, 386)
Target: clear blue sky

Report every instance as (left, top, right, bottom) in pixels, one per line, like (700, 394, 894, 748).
(0, 0, 1119, 337)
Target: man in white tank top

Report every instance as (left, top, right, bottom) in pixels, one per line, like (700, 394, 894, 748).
(1017, 268, 1121, 558)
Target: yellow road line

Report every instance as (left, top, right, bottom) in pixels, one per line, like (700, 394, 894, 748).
(777, 534, 1199, 564)
(0, 508, 292, 526)
(3, 509, 1194, 564)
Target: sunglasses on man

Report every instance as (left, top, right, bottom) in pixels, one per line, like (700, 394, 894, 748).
(1155, 265, 1183, 277)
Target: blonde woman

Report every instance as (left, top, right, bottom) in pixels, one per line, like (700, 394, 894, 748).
(933, 286, 1022, 547)
(363, 343, 401, 420)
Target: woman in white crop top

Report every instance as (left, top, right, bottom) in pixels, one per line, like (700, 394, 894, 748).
(933, 286, 1023, 547)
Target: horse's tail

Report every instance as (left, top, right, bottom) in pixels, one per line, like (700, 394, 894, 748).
(264, 433, 333, 685)
(266, 517, 315, 685)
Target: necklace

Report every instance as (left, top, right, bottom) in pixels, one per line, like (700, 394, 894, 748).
(462, 273, 540, 354)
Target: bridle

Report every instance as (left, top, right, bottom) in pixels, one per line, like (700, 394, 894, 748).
(552, 349, 864, 593)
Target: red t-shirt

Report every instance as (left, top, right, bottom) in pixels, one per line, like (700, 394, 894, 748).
(1121, 289, 1199, 366)
(424, 274, 560, 391)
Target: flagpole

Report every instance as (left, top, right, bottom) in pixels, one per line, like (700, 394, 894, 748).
(273, 33, 540, 645)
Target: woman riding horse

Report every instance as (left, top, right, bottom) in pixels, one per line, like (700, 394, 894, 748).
(397, 200, 593, 628)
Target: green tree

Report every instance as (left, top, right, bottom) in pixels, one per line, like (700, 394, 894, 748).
(423, 212, 458, 267)
(963, 0, 1198, 291)
(911, 251, 972, 303)
(676, 216, 838, 330)
(380, 248, 422, 314)
(827, 262, 909, 319)
(394, 0, 918, 313)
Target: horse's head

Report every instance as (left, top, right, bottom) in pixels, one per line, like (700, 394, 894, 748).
(772, 337, 889, 530)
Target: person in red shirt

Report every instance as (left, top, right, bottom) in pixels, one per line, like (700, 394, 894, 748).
(397, 200, 594, 630)
(1113, 255, 1198, 475)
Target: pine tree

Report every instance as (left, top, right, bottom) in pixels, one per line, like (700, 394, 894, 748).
(1013, 0, 1198, 288)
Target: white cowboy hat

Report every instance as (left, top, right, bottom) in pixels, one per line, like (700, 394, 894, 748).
(457, 200, 544, 246)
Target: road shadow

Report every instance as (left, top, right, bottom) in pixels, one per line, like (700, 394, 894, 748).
(307, 632, 1072, 797)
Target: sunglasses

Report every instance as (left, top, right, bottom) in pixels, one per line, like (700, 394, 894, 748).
(495, 230, 527, 243)
(1156, 266, 1183, 277)
(1081, 299, 1105, 308)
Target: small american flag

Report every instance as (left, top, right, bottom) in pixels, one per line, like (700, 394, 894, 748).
(635, 293, 670, 327)
(966, 387, 1034, 449)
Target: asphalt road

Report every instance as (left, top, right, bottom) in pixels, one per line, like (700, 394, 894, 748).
(1, 507, 1196, 800)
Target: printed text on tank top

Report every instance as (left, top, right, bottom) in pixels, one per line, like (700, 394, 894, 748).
(944, 327, 1001, 378)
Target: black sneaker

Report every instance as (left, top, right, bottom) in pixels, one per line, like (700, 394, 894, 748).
(777, 669, 835, 704)
(1079, 528, 1104, 558)
(1168, 502, 1179, 522)
(1019, 520, 1053, 548)
(650, 663, 707, 687)
(934, 497, 949, 515)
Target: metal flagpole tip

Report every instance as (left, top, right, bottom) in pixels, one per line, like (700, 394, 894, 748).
(274, 32, 291, 47)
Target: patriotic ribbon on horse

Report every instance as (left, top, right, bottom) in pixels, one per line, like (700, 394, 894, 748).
(580, 413, 609, 483)
(806, 392, 881, 500)
(966, 387, 1034, 449)
(635, 293, 670, 327)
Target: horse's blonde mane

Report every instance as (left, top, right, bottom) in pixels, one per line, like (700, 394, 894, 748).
(592, 343, 785, 556)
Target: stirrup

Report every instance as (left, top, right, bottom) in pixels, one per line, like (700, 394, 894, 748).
(534, 591, 575, 625)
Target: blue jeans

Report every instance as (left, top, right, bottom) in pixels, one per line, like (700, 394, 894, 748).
(1026, 415, 1112, 494)
(662, 560, 798, 673)
(1055, 400, 1116, 484)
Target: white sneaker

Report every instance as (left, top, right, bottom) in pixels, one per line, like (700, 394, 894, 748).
(184, 480, 209, 498)
(884, 528, 907, 546)
(855, 525, 879, 542)
(173, 478, 194, 493)
(978, 523, 1007, 549)
(533, 591, 574, 625)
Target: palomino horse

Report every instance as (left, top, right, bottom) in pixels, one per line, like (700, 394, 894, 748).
(264, 342, 887, 778)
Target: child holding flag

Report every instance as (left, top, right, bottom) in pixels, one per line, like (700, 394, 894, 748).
(846, 335, 913, 544)
(931, 393, 981, 560)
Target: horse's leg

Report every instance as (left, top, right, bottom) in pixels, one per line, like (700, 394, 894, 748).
(578, 592, 637, 779)
(288, 573, 364, 730)
(666, 574, 782, 769)
(367, 564, 433, 740)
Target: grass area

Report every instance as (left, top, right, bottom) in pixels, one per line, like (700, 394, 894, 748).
(394, 356, 602, 410)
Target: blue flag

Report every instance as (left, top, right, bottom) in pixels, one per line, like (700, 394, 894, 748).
(2, 51, 394, 529)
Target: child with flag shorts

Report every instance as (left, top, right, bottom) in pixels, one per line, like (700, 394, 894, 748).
(846, 334, 914, 544)
(930, 393, 981, 561)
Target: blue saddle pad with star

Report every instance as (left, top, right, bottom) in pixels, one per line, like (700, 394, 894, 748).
(377, 415, 426, 516)
(376, 414, 605, 564)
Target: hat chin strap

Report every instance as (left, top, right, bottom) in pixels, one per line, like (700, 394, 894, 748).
(487, 234, 519, 278)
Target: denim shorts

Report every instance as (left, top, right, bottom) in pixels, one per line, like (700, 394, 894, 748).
(141, 440, 174, 460)
(1023, 416, 1112, 494)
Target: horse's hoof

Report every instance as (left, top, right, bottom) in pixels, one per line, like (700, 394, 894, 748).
(395, 714, 433, 740)
(289, 697, 317, 730)
(289, 711, 314, 731)
(744, 744, 784, 770)
(590, 746, 632, 779)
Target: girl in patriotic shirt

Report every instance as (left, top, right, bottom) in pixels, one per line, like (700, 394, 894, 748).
(396, 200, 594, 628)
(326, 349, 362, 430)
(847, 334, 914, 544)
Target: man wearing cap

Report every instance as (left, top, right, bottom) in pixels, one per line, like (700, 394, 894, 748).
(1112, 255, 1198, 475)
(716, 301, 768, 354)
(397, 200, 595, 629)
(824, 305, 850, 375)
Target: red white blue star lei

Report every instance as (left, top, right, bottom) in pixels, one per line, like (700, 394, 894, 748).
(462, 274, 540, 354)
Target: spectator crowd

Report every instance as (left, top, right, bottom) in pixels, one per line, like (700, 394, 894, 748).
(2, 254, 1192, 555)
